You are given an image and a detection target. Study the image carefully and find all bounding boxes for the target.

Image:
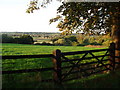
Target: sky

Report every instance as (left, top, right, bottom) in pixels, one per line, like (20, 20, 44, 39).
(0, 0, 62, 32)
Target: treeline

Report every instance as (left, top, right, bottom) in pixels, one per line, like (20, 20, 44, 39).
(50, 34, 112, 46)
(0, 34, 34, 44)
(1, 33, 112, 47)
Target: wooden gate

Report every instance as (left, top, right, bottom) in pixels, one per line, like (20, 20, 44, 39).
(52, 48, 111, 83)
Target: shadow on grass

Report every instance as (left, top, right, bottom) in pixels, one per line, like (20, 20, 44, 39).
(63, 69, 120, 88)
(2, 69, 120, 89)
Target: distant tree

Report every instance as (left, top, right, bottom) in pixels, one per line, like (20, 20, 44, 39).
(14, 38, 21, 44)
(95, 35, 105, 45)
(1, 34, 14, 43)
(53, 35, 78, 46)
(71, 41, 79, 46)
(76, 34, 84, 45)
(64, 35, 77, 42)
(54, 39, 64, 45)
(51, 37, 62, 43)
(41, 41, 52, 45)
(83, 38, 89, 45)
(19, 35, 34, 44)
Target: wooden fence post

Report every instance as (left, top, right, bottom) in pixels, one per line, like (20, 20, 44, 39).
(52, 49, 62, 84)
(109, 42, 115, 70)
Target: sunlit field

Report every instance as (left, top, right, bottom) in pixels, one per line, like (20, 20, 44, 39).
(2, 43, 105, 55)
(2, 43, 107, 70)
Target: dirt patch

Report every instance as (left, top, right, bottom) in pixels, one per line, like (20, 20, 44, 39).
(84, 45, 105, 48)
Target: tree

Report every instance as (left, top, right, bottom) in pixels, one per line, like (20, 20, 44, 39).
(19, 35, 34, 44)
(51, 2, 120, 66)
(1, 34, 14, 43)
(54, 39, 65, 45)
(53, 36, 77, 46)
(26, 0, 62, 13)
(27, 1, 120, 66)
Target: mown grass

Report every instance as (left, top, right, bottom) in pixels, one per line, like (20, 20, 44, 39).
(1, 43, 106, 55)
(2, 43, 108, 71)
(2, 43, 120, 88)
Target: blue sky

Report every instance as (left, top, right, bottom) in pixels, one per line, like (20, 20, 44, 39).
(0, 0, 62, 32)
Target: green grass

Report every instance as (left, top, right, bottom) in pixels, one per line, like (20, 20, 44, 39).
(2, 43, 108, 70)
(62, 69, 120, 88)
(2, 43, 119, 88)
(1, 43, 106, 55)
(2, 69, 120, 89)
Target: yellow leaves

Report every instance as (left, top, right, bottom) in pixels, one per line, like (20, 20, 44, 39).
(57, 22, 63, 28)
(92, 20, 96, 26)
(49, 15, 62, 24)
(26, 10, 31, 13)
(72, 22, 76, 27)
(59, 28, 63, 31)
(30, 1, 38, 5)
(26, 0, 39, 13)
(84, 23, 89, 28)
(64, 18, 69, 23)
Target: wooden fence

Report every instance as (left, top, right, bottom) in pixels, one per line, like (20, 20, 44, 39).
(1, 43, 120, 83)
(2, 54, 54, 82)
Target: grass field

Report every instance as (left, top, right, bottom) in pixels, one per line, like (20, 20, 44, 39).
(2, 43, 120, 88)
(2, 43, 108, 70)
(2, 43, 105, 55)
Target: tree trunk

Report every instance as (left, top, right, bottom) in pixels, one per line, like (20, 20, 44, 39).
(111, 15, 120, 68)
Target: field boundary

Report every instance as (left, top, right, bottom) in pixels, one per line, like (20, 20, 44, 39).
(1, 43, 120, 83)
